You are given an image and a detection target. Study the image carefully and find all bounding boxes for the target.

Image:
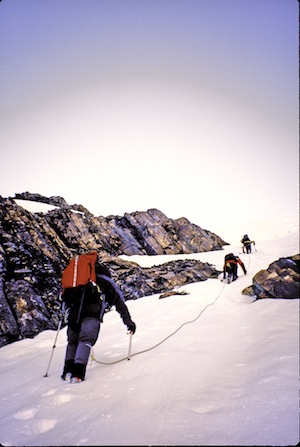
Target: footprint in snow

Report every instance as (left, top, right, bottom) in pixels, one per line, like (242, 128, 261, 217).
(14, 407, 39, 420)
(42, 388, 57, 396)
(21, 418, 57, 435)
(52, 393, 72, 405)
(42, 386, 73, 404)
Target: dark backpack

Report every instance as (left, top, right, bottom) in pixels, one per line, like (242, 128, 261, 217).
(225, 253, 237, 263)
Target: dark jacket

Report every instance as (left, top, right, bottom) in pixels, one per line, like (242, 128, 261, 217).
(241, 235, 251, 244)
(63, 262, 133, 331)
(95, 263, 133, 327)
(223, 254, 247, 279)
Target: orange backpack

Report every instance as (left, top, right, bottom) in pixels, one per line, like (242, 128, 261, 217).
(61, 251, 98, 290)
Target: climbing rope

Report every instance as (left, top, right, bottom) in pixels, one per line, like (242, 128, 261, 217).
(247, 254, 251, 270)
(90, 279, 227, 366)
(243, 250, 252, 271)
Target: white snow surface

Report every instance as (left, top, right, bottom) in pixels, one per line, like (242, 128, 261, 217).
(13, 199, 59, 213)
(0, 216, 299, 446)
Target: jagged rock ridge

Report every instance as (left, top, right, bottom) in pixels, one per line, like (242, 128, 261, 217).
(0, 193, 227, 347)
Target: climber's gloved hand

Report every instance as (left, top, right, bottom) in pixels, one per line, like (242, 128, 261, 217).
(127, 321, 136, 334)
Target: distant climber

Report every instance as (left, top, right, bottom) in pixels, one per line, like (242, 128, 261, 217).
(241, 234, 255, 254)
(223, 253, 247, 283)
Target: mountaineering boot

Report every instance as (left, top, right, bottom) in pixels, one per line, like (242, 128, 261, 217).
(64, 372, 72, 381)
(61, 359, 74, 381)
(70, 377, 82, 384)
(71, 363, 86, 383)
(227, 274, 232, 284)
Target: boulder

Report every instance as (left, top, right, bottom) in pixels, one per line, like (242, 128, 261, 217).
(242, 255, 300, 299)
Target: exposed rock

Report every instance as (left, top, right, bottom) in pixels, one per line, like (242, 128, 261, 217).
(101, 255, 221, 301)
(13, 192, 91, 214)
(5, 279, 53, 338)
(43, 207, 227, 256)
(0, 194, 226, 347)
(1, 193, 298, 347)
(159, 290, 188, 299)
(242, 255, 300, 299)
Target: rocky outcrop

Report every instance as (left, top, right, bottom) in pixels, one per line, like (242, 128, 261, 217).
(1, 193, 298, 347)
(43, 206, 227, 256)
(242, 255, 300, 299)
(9, 193, 228, 256)
(0, 193, 227, 347)
(14, 191, 90, 213)
(102, 255, 220, 301)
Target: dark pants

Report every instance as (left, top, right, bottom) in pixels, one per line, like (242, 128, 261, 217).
(63, 317, 101, 380)
(225, 264, 238, 281)
(245, 243, 251, 253)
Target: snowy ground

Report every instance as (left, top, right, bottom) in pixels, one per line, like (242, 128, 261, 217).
(0, 217, 299, 446)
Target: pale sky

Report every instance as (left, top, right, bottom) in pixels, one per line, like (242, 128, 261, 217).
(1, 0, 299, 235)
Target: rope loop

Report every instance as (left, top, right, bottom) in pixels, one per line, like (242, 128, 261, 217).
(90, 280, 226, 366)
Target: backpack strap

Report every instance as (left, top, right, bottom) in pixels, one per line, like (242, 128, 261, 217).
(73, 256, 79, 287)
(97, 274, 125, 302)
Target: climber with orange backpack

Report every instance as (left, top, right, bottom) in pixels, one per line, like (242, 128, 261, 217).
(60, 251, 136, 383)
(223, 253, 247, 283)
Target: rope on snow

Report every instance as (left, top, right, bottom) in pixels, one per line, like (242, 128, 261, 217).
(90, 279, 227, 366)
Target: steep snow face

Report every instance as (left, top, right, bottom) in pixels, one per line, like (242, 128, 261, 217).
(0, 219, 299, 446)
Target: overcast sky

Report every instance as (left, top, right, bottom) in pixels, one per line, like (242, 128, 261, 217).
(1, 0, 298, 235)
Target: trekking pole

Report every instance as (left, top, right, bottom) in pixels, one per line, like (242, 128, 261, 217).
(44, 294, 64, 377)
(127, 332, 133, 361)
(43, 318, 63, 377)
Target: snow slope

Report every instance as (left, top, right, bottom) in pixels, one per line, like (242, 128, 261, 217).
(0, 217, 299, 446)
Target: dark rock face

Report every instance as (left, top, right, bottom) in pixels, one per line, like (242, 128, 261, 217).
(0, 194, 227, 347)
(1, 193, 298, 347)
(242, 255, 300, 299)
(43, 206, 227, 256)
(102, 255, 221, 301)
